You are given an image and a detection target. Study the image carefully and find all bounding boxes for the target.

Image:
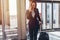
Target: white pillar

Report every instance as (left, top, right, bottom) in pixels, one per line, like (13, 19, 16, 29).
(17, 0, 26, 40)
(20, 0, 26, 39)
(17, 0, 22, 40)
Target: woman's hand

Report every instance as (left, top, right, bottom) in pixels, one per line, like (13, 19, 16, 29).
(29, 7, 32, 12)
(39, 21, 42, 25)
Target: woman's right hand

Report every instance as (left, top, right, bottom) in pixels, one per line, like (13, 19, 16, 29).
(29, 7, 32, 12)
(39, 21, 42, 25)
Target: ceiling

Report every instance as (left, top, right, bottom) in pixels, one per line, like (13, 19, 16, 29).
(35, 0, 60, 2)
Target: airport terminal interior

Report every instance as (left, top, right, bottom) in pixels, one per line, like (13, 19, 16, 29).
(0, 0, 60, 40)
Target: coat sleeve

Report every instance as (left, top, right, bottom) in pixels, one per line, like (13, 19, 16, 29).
(26, 10, 30, 19)
(37, 9, 41, 21)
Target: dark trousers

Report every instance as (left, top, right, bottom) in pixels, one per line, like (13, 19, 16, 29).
(29, 26, 39, 40)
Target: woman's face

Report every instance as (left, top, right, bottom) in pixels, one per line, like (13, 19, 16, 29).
(31, 2, 36, 9)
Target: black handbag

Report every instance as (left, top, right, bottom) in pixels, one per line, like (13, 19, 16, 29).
(38, 32, 49, 40)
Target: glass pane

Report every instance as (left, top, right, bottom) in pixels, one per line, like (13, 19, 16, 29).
(42, 3, 46, 29)
(53, 3, 60, 29)
(37, 3, 41, 13)
(42, 3, 52, 31)
(46, 3, 52, 29)
(4, 0, 18, 40)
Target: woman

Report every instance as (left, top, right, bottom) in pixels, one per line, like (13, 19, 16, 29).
(26, 1, 41, 40)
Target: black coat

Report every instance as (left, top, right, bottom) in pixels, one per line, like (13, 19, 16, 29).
(26, 8, 41, 28)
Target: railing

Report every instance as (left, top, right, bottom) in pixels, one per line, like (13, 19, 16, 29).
(0, 28, 18, 40)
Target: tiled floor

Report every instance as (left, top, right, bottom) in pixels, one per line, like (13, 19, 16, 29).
(27, 31, 60, 40)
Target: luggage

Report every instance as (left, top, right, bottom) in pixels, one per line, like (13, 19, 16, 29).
(38, 32, 49, 40)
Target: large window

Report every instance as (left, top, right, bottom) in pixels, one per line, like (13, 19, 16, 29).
(9, 0, 17, 28)
(1, 0, 18, 40)
(5, 0, 18, 40)
(41, 2, 60, 31)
